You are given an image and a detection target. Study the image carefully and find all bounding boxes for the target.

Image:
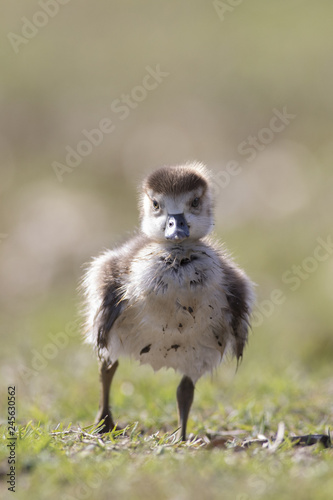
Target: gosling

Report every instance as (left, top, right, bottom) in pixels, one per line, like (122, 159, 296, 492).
(81, 162, 255, 440)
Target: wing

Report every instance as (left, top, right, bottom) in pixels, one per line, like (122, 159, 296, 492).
(95, 276, 125, 351)
(81, 250, 126, 359)
(221, 259, 255, 361)
(81, 234, 148, 358)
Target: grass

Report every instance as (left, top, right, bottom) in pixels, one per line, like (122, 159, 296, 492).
(1, 324, 332, 500)
(1, 401, 332, 500)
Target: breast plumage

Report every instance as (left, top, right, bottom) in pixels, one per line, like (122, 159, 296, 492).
(108, 241, 233, 382)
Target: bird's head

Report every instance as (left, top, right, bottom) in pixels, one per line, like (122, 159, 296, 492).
(139, 162, 214, 243)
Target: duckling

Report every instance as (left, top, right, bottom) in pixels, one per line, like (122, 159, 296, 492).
(81, 162, 255, 440)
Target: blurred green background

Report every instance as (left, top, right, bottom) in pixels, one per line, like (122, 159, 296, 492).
(0, 1, 333, 496)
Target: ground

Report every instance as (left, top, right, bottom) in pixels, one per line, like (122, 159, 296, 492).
(0, 306, 332, 499)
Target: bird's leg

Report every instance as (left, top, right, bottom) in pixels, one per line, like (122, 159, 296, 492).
(95, 359, 119, 433)
(176, 375, 195, 441)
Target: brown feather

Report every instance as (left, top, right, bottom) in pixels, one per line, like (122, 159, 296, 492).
(143, 165, 207, 196)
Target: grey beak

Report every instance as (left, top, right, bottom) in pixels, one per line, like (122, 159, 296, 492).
(165, 213, 190, 241)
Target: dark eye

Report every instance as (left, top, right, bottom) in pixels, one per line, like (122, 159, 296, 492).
(191, 197, 200, 208)
(152, 199, 159, 210)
